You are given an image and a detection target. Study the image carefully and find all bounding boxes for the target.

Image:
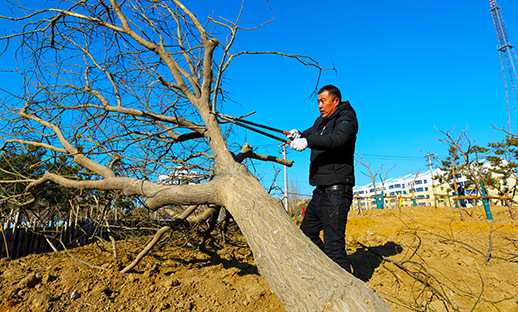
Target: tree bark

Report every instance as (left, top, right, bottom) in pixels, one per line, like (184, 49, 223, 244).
(218, 164, 391, 312)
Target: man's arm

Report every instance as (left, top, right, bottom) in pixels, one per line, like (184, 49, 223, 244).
(304, 114, 357, 150)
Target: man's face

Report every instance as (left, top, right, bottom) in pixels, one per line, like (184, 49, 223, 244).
(317, 90, 340, 118)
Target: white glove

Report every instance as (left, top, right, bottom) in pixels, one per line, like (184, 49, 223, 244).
(287, 129, 301, 140)
(290, 138, 308, 151)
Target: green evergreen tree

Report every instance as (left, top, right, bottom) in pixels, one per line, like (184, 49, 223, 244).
(487, 135, 518, 199)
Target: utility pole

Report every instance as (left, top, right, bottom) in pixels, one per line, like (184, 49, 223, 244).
(425, 153, 438, 207)
(490, 0, 518, 131)
(282, 144, 289, 212)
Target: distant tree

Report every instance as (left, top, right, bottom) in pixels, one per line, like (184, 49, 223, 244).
(436, 128, 493, 220)
(0, 1, 390, 311)
(487, 136, 518, 196)
(0, 146, 46, 203)
(0, 145, 46, 228)
(0, 144, 134, 229)
(378, 164, 395, 206)
(355, 152, 395, 209)
(435, 145, 464, 216)
(487, 135, 518, 219)
(406, 169, 421, 207)
(458, 145, 491, 196)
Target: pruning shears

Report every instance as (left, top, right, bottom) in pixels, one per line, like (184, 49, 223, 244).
(215, 112, 291, 144)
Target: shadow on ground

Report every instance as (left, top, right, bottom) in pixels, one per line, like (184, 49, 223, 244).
(349, 241, 402, 282)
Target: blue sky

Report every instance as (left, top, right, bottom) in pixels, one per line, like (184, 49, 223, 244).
(196, 0, 518, 196)
(1, 0, 517, 198)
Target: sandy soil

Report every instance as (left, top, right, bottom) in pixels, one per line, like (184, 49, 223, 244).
(0, 205, 517, 312)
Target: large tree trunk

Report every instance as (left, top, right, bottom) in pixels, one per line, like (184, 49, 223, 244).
(219, 164, 391, 312)
(0, 1, 392, 310)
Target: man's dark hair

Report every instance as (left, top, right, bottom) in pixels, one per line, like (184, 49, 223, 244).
(318, 85, 341, 101)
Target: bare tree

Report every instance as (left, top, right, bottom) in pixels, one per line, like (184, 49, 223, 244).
(356, 152, 391, 209)
(437, 127, 493, 220)
(0, 1, 390, 311)
(406, 169, 421, 207)
(379, 164, 396, 207)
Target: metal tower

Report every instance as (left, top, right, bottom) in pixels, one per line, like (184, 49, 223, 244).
(490, 0, 518, 131)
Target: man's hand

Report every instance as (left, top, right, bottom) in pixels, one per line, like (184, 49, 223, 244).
(287, 129, 301, 140)
(290, 138, 308, 151)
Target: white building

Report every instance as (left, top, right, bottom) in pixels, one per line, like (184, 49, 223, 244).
(352, 158, 516, 210)
(158, 168, 199, 185)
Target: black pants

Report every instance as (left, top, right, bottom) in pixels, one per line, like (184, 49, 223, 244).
(300, 186, 352, 272)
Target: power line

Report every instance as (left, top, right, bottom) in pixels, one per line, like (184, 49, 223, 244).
(359, 153, 424, 160)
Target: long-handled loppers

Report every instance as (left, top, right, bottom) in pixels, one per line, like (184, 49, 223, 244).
(215, 112, 291, 144)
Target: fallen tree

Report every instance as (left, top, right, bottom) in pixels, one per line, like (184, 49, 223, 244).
(0, 1, 390, 311)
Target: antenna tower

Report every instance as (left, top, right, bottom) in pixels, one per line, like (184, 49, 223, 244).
(490, 0, 518, 131)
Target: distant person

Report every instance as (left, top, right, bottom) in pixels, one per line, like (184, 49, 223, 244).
(287, 85, 358, 273)
(457, 184, 466, 208)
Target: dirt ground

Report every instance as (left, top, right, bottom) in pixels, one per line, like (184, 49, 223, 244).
(0, 205, 517, 312)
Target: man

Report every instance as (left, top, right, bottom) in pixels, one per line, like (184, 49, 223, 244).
(288, 85, 358, 273)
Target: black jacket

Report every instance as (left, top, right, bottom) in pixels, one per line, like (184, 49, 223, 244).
(302, 101, 358, 187)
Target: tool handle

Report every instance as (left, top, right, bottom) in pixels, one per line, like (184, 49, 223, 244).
(235, 120, 289, 144)
(219, 113, 288, 135)
(219, 115, 289, 144)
